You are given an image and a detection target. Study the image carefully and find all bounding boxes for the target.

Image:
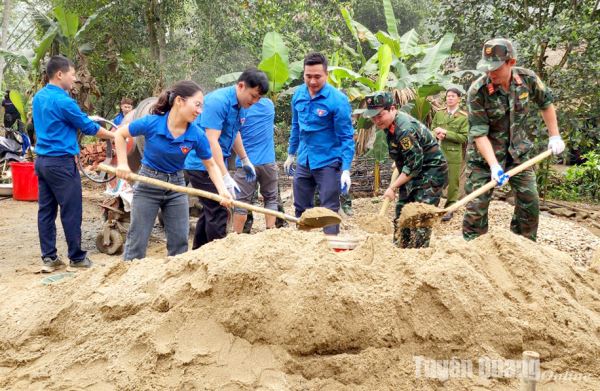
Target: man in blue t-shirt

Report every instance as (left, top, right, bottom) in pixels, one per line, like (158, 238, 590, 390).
(283, 52, 355, 235)
(231, 97, 279, 232)
(113, 97, 134, 126)
(33, 55, 114, 271)
(185, 68, 269, 249)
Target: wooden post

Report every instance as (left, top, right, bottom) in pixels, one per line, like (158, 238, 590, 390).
(521, 351, 540, 391)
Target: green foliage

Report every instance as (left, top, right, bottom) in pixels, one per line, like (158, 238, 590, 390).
(365, 130, 388, 163)
(546, 151, 600, 202)
(8, 90, 27, 122)
(431, 0, 600, 159)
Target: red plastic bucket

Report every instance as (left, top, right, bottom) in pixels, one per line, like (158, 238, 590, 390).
(10, 162, 38, 201)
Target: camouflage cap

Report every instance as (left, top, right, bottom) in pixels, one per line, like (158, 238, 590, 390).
(362, 92, 394, 118)
(477, 38, 516, 72)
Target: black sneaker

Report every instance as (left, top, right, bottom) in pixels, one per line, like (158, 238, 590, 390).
(69, 257, 93, 268)
(41, 256, 66, 273)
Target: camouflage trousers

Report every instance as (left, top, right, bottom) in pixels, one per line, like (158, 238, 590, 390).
(462, 164, 539, 241)
(394, 166, 448, 248)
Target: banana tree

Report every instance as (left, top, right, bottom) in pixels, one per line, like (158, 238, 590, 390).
(27, 1, 115, 110)
(216, 32, 303, 101)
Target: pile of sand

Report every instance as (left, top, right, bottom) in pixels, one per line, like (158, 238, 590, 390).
(1, 228, 600, 390)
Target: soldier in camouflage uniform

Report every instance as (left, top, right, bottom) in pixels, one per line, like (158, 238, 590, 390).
(363, 92, 448, 248)
(463, 38, 566, 241)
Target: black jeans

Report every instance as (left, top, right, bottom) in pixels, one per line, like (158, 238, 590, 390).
(186, 169, 229, 249)
(34, 155, 86, 261)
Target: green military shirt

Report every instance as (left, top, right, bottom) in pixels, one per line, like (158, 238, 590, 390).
(385, 111, 447, 186)
(467, 66, 553, 165)
(431, 108, 469, 164)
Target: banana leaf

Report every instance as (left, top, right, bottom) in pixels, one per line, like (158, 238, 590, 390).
(414, 33, 454, 76)
(9, 90, 27, 122)
(215, 72, 242, 85)
(375, 31, 400, 57)
(383, 0, 399, 38)
(53, 6, 79, 40)
(258, 53, 289, 93)
(262, 32, 289, 65)
(375, 44, 393, 92)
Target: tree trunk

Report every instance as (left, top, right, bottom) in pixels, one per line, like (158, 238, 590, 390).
(144, 0, 165, 92)
(0, 0, 12, 89)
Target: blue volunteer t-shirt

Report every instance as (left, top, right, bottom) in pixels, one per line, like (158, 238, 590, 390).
(235, 97, 275, 167)
(129, 112, 212, 173)
(113, 112, 125, 126)
(288, 83, 355, 170)
(184, 86, 244, 171)
(32, 84, 100, 156)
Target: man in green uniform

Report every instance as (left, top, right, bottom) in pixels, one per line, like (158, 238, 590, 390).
(363, 92, 448, 248)
(431, 88, 469, 221)
(463, 38, 565, 241)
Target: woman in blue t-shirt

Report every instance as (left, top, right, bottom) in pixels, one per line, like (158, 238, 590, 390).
(113, 80, 233, 261)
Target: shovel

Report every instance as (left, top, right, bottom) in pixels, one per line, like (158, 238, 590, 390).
(398, 150, 553, 227)
(98, 163, 340, 230)
(378, 167, 400, 216)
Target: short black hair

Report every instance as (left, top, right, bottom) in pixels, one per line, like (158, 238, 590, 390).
(445, 88, 462, 97)
(238, 68, 269, 95)
(304, 52, 328, 71)
(46, 55, 74, 79)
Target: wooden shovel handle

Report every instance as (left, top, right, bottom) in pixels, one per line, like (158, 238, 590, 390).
(98, 163, 300, 223)
(379, 167, 400, 216)
(445, 150, 552, 214)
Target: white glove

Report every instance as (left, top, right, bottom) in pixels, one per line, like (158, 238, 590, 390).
(340, 170, 351, 194)
(284, 154, 296, 176)
(548, 135, 565, 155)
(223, 173, 240, 200)
(240, 157, 256, 182)
(490, 164, 509, 187)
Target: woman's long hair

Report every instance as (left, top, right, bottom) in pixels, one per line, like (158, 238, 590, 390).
(151, 80, 203, 115)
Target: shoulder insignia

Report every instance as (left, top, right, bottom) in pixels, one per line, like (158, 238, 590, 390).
(519, 92, 529, 100)
(400, 137, 413, 150)
(458, 110, 468, 116)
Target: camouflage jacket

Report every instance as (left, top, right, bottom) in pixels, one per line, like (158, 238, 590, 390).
(385, 111, 447, 185)
(467, 66, 553, 166)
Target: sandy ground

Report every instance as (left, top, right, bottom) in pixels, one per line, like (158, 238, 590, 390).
(1, 182, 600, 390)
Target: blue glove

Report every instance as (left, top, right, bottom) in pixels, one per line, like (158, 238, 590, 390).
(240, 157, 256, 182)
(491, 164, 509, 187)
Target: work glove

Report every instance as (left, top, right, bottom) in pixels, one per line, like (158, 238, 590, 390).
(223, 173, 240, 200)
(240, 157, 256, 182)
(340, 170, 351, 194)
(490, 164, 510, 187)
(284, 154, 296, 176)
(548, 135, 565, 155)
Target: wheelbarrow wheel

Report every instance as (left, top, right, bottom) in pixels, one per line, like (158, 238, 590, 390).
(96, 229, 124, 255)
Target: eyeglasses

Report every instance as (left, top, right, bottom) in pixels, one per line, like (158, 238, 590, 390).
(181, 97, 203, 109)
(484, 45, 509, 58)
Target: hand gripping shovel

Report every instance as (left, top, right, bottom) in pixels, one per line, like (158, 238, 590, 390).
(398, 150, 553, 228)
(98, 164, 341, 230)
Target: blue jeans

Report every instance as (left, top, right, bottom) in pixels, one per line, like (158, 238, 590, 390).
(35, 155, 86, 261)
(124, 166, 189, 261)
(293, 162, 341, 235)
